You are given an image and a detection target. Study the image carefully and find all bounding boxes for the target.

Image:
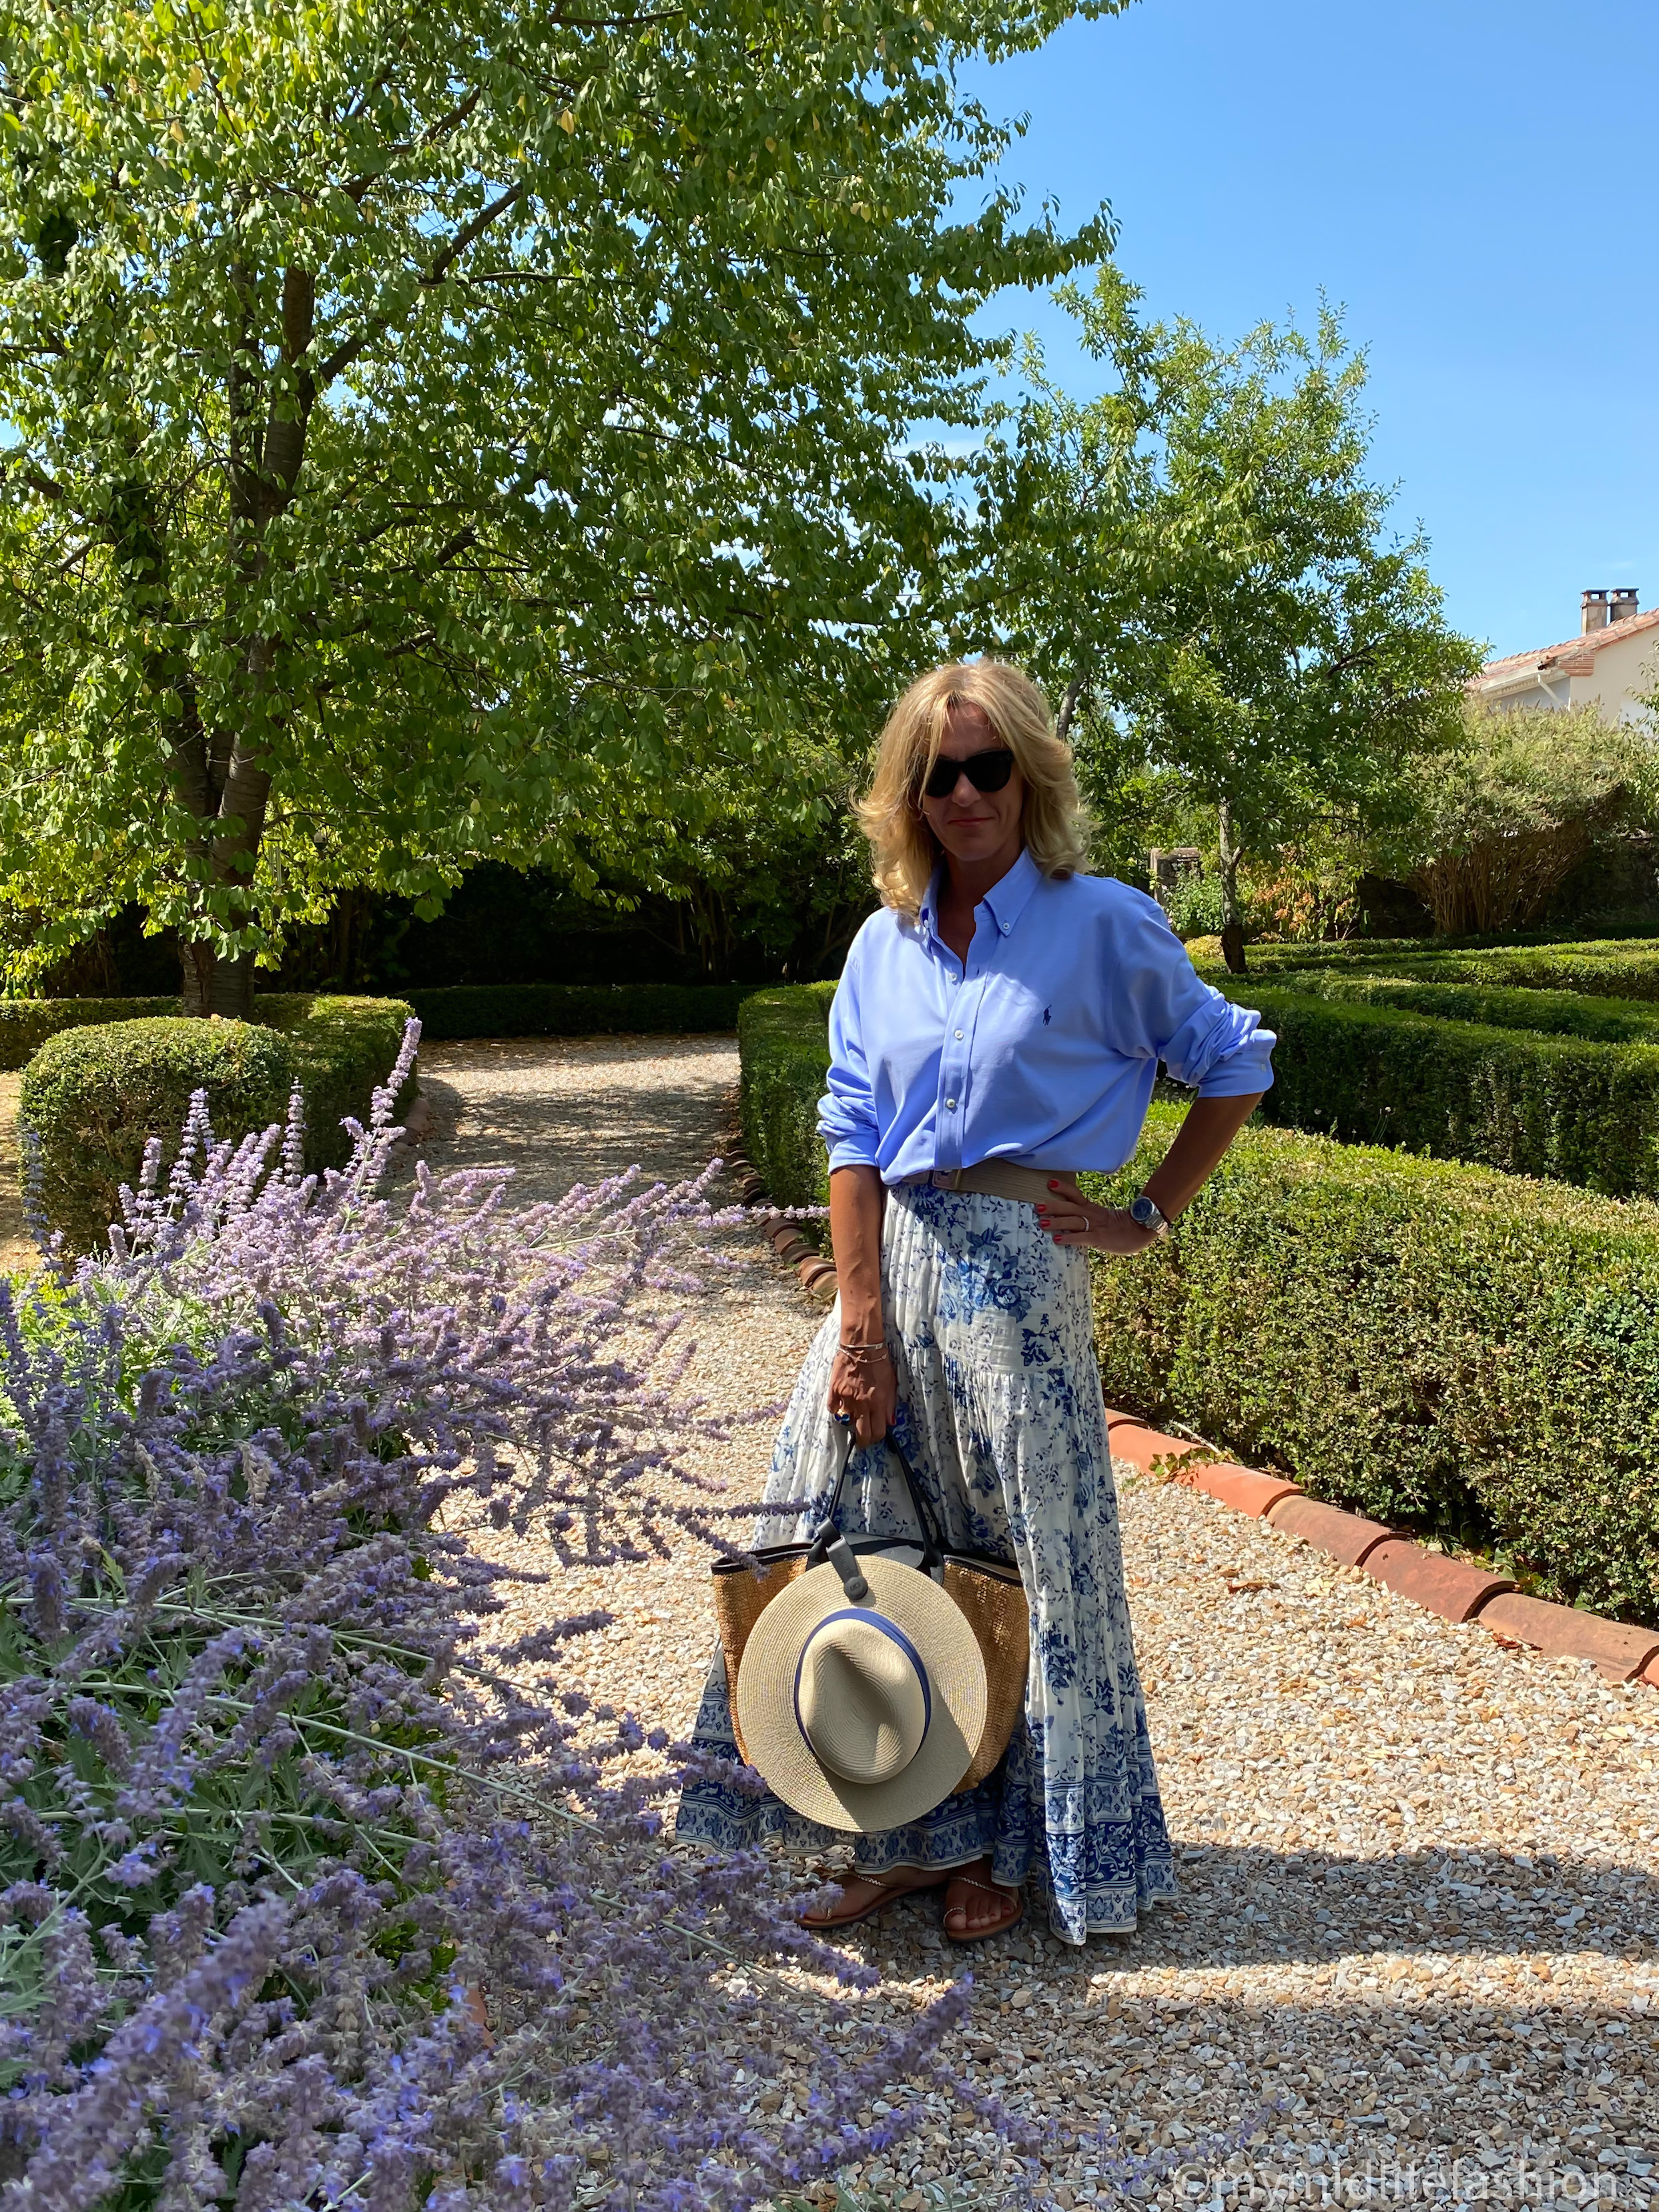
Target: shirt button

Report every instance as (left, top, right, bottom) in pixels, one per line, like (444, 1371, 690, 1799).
(944, 1097, 957, 1110)
(954, 1028, 964, 1040)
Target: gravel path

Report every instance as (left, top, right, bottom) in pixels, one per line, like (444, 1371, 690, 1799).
(416, 1038, 1659, 2210)
(0, 1073, 35, 1274)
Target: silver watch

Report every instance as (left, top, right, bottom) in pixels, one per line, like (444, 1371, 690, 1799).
(1128, 1190, 1171, 1238)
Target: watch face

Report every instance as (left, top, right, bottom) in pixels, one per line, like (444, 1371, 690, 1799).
(1130, 1196, 1154, 1226)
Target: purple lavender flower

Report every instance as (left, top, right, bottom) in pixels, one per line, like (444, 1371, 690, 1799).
(0, 1026, 1243, 2209)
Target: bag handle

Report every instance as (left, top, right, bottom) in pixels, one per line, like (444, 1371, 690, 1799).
(881, 1424, 948, 1569)
(805, 1417, 945, 1595)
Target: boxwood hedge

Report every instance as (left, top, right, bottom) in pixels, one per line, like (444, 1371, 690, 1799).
(1086, 1106, 1659, 1623)
(1193, 935, 1659, 1000)
(736, 983, 837, 1214)
(21, 994, 415, 1250)
(733, 984, 1659, 1615)
(1235, 983, 1659, 1196)
(1389, 941, 1659, 1002)
(0, 995, 180, 1070)
(1191, 930, 1659, 988)
(1273, 970, 1659, 1044)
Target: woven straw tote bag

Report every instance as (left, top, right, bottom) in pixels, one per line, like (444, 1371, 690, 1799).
(709, 1423, 1029, 1795)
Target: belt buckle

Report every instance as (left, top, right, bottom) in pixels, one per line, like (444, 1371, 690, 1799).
(930, 1168, 963, 1190)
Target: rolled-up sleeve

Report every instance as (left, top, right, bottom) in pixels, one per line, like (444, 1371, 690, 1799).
(1103, 893, 1275, 1098)
(818, 955, 882, 1171)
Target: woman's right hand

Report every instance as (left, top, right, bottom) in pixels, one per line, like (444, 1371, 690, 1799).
(827, 1343, 897, 1445)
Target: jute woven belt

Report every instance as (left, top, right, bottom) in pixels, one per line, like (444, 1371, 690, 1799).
(900, 1161, 1080, 1206)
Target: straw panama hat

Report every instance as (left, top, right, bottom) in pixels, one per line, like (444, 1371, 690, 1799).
(735, 1555, 988, 1831)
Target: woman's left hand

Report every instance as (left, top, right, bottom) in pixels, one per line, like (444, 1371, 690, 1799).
(1034, 1180, 1160, 1254)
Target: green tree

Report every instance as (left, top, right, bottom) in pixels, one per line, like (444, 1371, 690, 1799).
(0, 0, 1115, 1012)
(1379, 702, 1659, 936)
(962, 278, 1482, 969)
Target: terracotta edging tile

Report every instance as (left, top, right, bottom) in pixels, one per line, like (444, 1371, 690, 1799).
(1179, 1462, 1301, 1517)
(1478, 1591, 1659, 1682)
(1104, 1411, 1199, 1475)
(1265, 1493, 1396, 1568)
(762, 1244, 1659, 1678)
(1362, 1538, 1515, 1623)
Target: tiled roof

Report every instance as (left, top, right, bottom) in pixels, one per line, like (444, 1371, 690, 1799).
(1478, 605, 1659, 687)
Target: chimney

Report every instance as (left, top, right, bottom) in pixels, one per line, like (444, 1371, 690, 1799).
(1582, 589, 1610, 633)
(1610, 588, 1640, 625)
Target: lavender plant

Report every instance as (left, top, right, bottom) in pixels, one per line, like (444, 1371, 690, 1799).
(3, 1025, 1034, 2210)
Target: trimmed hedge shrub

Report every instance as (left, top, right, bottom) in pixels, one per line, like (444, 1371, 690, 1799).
(21, 994, 414, 1249)
(1279, 969, 1659, 1045)
(1236, 983, 1659, 1195)
(1086, 1105, 1659, 1622)
(736, 982, 837, 1214)
(1187, 935, 1437, 978)
(258, 994, 418, 1164)
(0, 995, 179, 1070)
(1189, 930, 1659, 989)
(1387, 941, 1659, 1002)
(727, 992, 1659, 1617)
(407, 982, 751, 1039)
(1193, 935, 1659, 998)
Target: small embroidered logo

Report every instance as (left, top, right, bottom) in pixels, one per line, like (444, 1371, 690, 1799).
(1042, 1006, 1052, 1025)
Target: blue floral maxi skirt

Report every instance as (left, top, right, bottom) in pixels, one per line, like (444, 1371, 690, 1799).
(675, 1182, 1177, 1945)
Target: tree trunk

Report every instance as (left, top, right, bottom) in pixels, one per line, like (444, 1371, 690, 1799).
(1217, 797, 1247, 975)
(172, 262, 314, 1017)
(180, 943, 256, 1018)
(212, 950, 256, 1018)
(1055, 673, 1083, 748)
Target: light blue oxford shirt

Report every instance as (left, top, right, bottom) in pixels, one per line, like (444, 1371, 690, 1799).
(817, 849, 1275, 1182)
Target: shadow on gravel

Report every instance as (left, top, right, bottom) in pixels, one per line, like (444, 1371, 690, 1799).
(816, 1844, 1657, 2189)
(412, 1036, 741, 1206)
(1136, 1842, 1657, 1976)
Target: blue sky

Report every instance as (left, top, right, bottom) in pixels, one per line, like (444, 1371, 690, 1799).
(958, 0, 1659, 661)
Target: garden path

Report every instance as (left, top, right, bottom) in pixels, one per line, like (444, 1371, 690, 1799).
(416, 1036, 1659, 2210)
(0, 1074, 33, 1274)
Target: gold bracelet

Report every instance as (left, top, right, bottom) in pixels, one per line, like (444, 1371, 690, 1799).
(837, 1341, 891, 1355)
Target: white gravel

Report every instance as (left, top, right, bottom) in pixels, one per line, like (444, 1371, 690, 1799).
(0, 1072, 35, 1274)
(413, 1036, 1659, 2210)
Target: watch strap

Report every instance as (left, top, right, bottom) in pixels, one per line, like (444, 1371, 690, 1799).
(1130, 1189, 1171, 1237)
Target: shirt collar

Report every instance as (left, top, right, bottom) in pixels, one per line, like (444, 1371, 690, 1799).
(918, 847, 1042, 947)
(981, 847, 1042, 937)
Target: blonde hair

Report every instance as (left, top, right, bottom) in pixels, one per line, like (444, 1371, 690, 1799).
(856, 660, 1088, 917)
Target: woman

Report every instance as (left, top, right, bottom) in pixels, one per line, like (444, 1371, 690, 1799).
(677, 660, 1273, 1945)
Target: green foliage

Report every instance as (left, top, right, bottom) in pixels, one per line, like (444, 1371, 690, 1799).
(1189, 931, 1659, 988)
(408, 982, 753, 1040)
(1373, 704, 1659, 936)
(1279, 970, 1659, 1045)
(0, 0, 1117, 1007)
(731, 978, 1659, 1616)
(0, 993, 179, 1071)
(961, 276, 1479, 944)
(20, 995, 414, 1248)
(1234, 982, 1659, 1196)
(1087, 1106, 1659, 1621)
(1161, 871, 1225, 942)
(266, 993, 419, 1168)
(736, 984, 838, 1213)
(1374, 940, 1659, 1002)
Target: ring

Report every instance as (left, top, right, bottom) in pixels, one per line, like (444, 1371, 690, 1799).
(832, 1410, 851, 1427)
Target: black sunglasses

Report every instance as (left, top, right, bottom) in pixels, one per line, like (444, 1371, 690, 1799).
(922, 746, 1016, 801)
